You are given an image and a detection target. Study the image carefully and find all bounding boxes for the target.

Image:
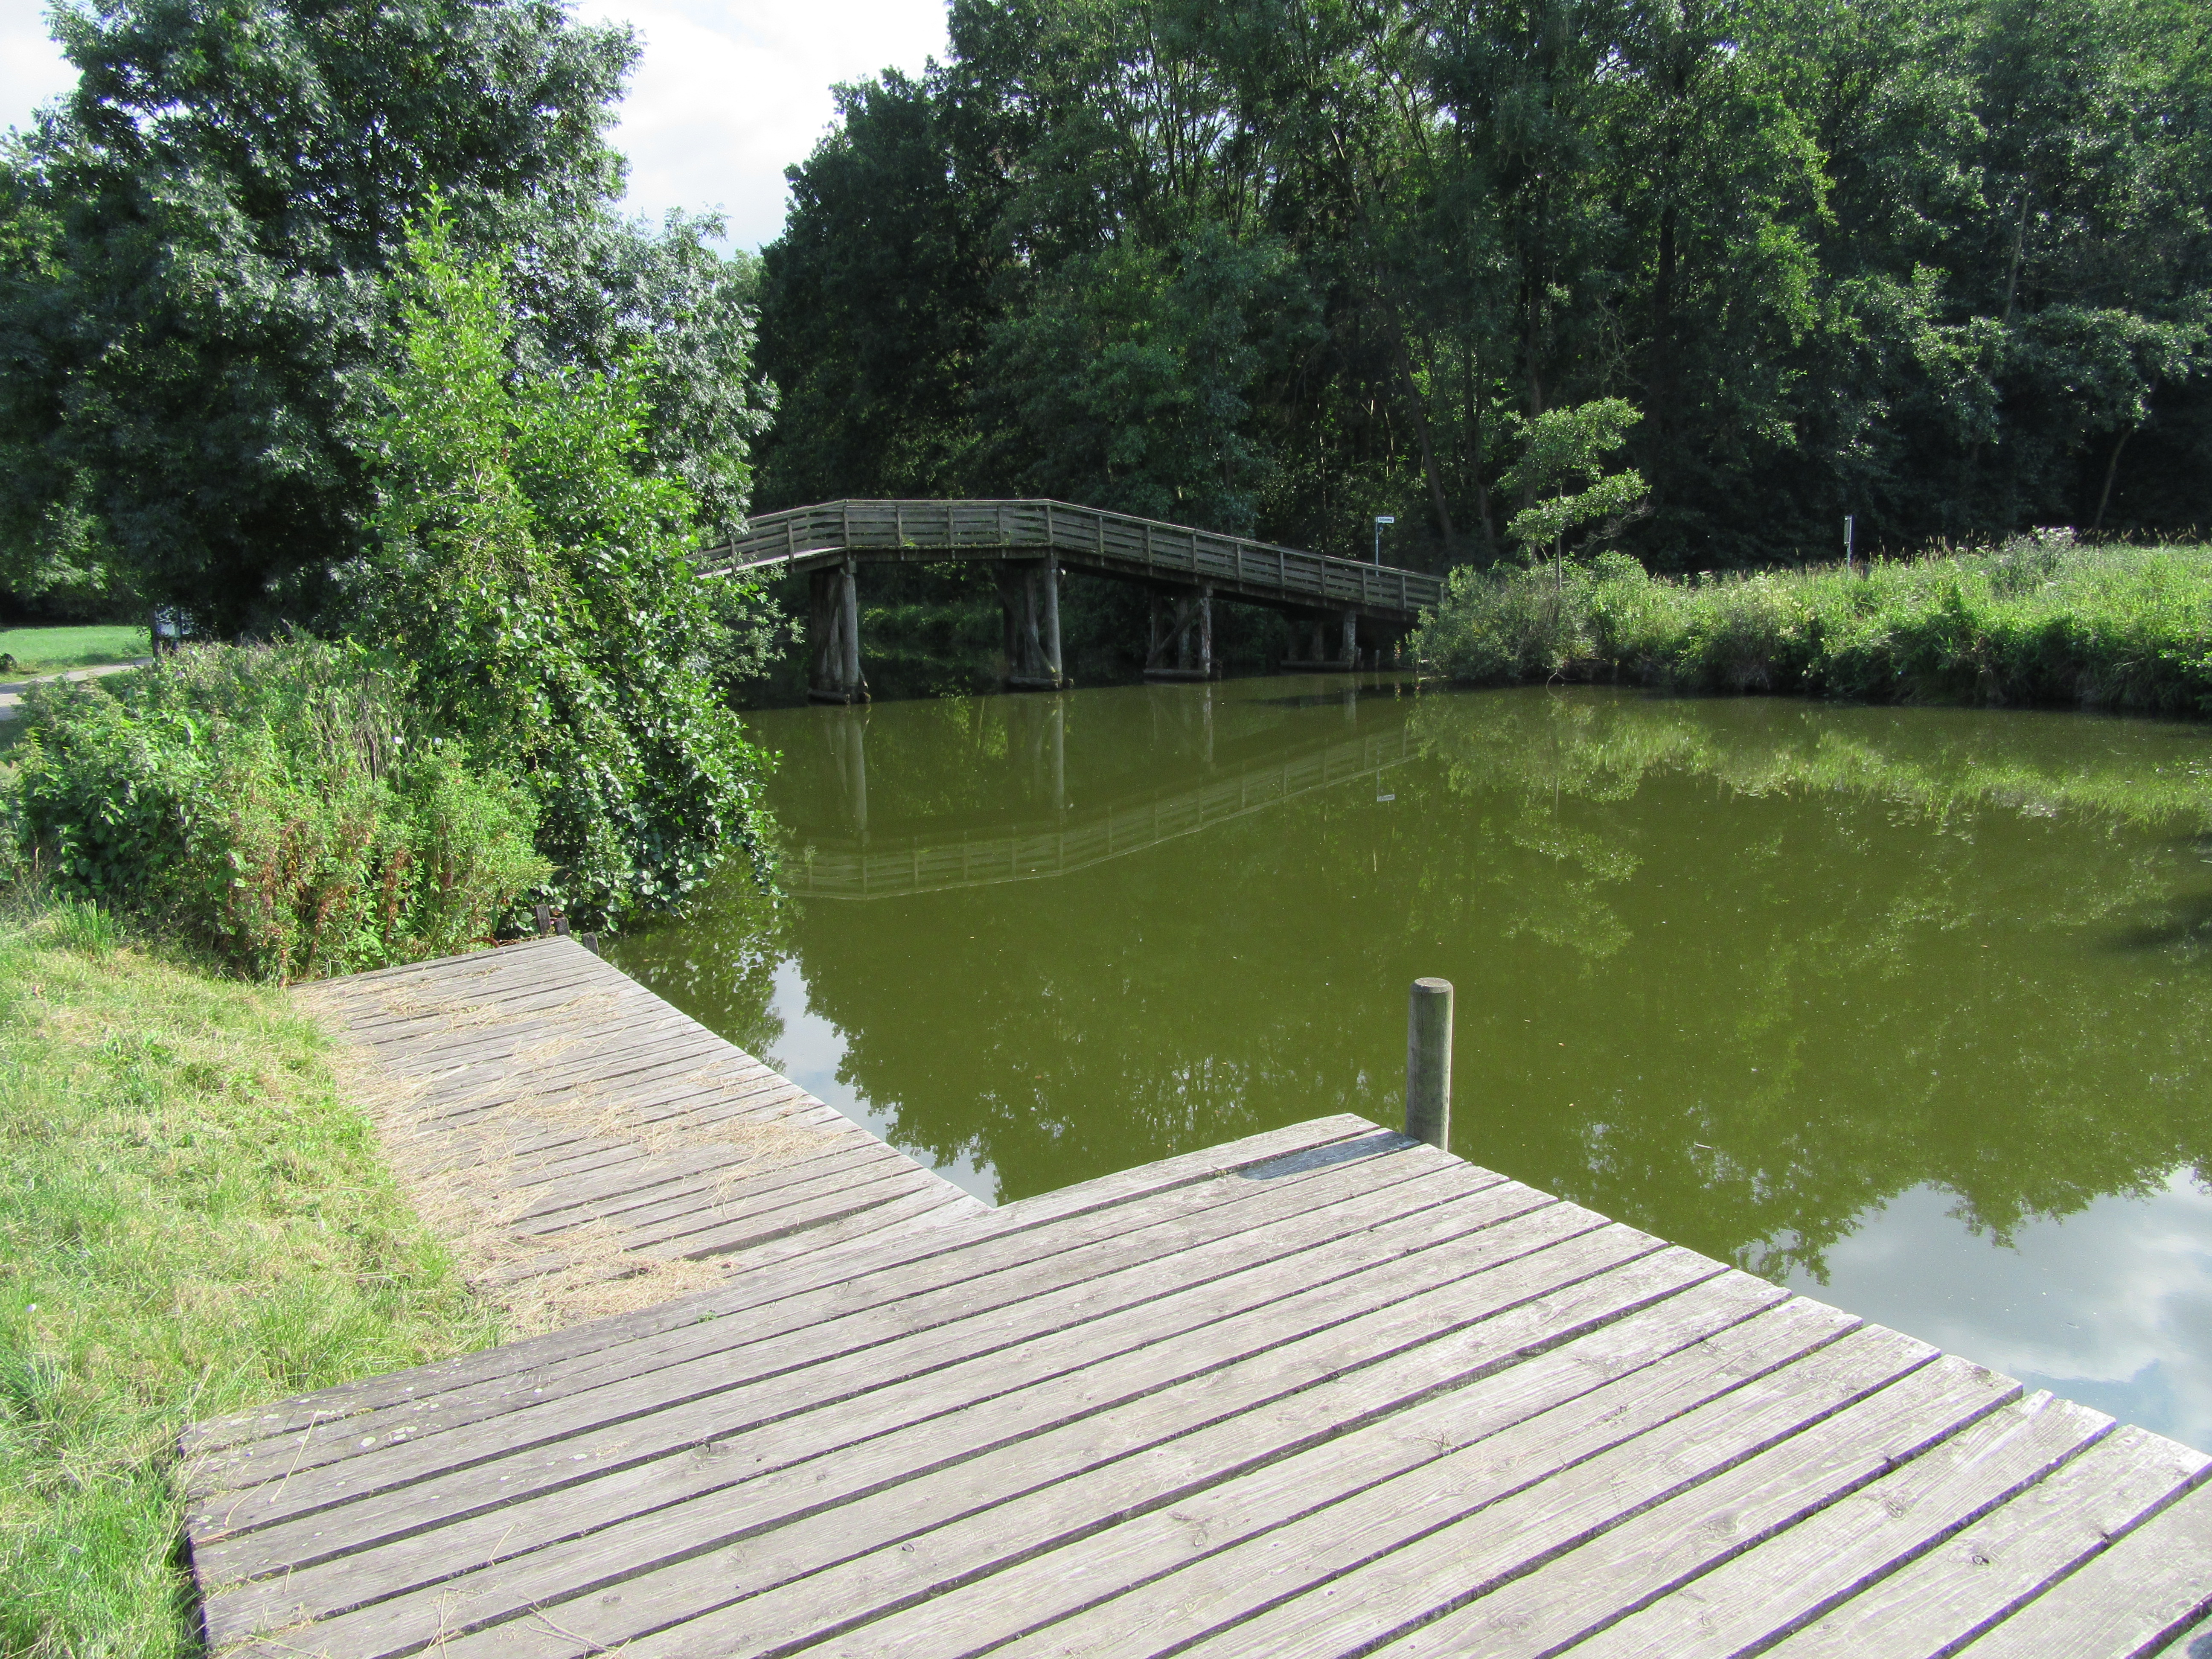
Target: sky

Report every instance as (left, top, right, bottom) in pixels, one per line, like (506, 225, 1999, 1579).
(0, 0, 951, 251)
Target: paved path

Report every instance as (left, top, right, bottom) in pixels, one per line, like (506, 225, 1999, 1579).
(0, 656, 151, 719)
(180, 950, 2212, 1658)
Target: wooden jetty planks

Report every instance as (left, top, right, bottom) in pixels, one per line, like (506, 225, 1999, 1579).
(1758, 1425, 2209, 1659)
(185, 944, 2212, 1659)
(185, 1134, 1458, 1516)
(277, 933, 987, 1361)
(179, 1112, 1381, 1462)
(664, 1273, 1842, 1659)
(194, 1166, 1573, 1595)
(1954, 1481, 2212, 1659)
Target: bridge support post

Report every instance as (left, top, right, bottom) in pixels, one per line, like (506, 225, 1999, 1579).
(998, 557, 1070, 690)
(1284, 610, 1361, 672)
(808, 561, 869, 704)
(1144, 585, 1214, 681)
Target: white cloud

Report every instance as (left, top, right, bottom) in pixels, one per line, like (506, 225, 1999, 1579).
(0, 0, 949, 250)
(1787, 1170, 2212, 1454)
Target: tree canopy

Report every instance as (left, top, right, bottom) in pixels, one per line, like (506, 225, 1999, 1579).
(0, 0, 769, 627)
(757, 0, 2212, 569)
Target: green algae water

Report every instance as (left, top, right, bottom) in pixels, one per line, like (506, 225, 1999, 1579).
(609, 678, 2212, 1452)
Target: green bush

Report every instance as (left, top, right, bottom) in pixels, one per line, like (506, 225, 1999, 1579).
(353, 210, 770, 930)
(1415, 541, 2212, 714)
(7, 639, 548, 980)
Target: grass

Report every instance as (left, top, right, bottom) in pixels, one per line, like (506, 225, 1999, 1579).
(0, 627, 151, 679)
(0, 894, 501, 1656)
(1413, 539, 2212, 713)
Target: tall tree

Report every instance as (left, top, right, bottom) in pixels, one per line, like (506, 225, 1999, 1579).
(0, 0, 770, 626)
(758, 0, 2212, 567)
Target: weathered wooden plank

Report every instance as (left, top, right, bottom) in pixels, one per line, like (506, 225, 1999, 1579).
(1362, 1354, 2033, 1659)
(630, 1161, 943, 1257)
(505, 1127, 885, 1231)
(493, 1070, 827, 1169)
(1755, 1424, 2208, 1659)
(184, 1135, 1457, 1499)
(1556, 1390, 2121, 1659)
(327, 984, 672, 1060)
(396, 1014, 733, 1099)
(628, 1270, 1831, 1659)
(489, 1088, 824, 1191)
(1153, 1344, 2006, 1659)
(1953, 1480, 2212, 1659)
(291, 936, 569, 992)
(504, 1124, 875, 1231)
(347, 1131, 1415, 1468)
(191, 1161, 1544, 1560)
(181, 1117, 1380, 1459)
(192, 1181, 1595, 1644)
(206, 1209, 1675, 1656)
(315, 952, 644, 1023)
(304, 950, 617, 1022)
(301, 969, 634, 1041)
(2154, 1610, 2212, 1659)
(402, 1032, 751, 1126)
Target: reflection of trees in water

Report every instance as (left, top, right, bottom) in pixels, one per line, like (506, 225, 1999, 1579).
(627, 685, 2212, 1286)
(611, 875, 792, 1070)
(1412, 690, 2212, 1281)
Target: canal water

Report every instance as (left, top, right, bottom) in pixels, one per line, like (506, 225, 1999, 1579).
(609, 676, 2212, 1453)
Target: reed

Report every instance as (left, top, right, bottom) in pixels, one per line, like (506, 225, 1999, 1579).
(1414, 538, 2212, 715)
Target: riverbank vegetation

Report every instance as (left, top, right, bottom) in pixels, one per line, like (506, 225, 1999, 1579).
(1413, 539, 2212, 713)
(1, 0, 784, 942)
(8, 640, 547, 980)
(0, 893, 499, 1652)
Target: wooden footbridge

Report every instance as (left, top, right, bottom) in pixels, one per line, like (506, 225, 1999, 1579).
(182, 941, 2212, 1657)
(698, 499, 1447, 700)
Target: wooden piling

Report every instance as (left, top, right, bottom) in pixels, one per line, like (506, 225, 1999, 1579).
(1406, 977, 1452, 1151)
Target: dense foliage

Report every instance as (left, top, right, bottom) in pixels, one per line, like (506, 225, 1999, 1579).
(355, 213, 771, 928)
(6, 639, 546, 979)
(759, 0, 2212, 568)
(1414, 536, 2212, 710)
(0, 0, 769, 627)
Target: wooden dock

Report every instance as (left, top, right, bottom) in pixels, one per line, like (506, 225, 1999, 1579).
(290, 938, 986, 1326)
(182, 948, 2212, 1657)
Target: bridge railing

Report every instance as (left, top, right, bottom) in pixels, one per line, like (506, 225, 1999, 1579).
(701, 498, 1445, 619)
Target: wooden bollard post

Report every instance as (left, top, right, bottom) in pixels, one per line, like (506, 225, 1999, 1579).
(1406, 978, 1453, 1151)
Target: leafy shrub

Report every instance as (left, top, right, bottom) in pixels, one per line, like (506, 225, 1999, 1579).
(8, 638, 547, 980)
(352, 210, 770, 930)
(1415, 543, 2212, 714)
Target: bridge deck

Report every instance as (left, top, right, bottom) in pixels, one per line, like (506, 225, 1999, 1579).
(700, 498, 1447, 624)
(182, 952, 2212, 1657)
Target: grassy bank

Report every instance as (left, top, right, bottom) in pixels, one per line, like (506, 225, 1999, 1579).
(1413, 541, 2212, 713)
(0, 627, 151, 678)
(0, 896, 499, 1654)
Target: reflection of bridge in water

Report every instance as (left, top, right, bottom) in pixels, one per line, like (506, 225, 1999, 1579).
(789, 692, 1418, 900)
